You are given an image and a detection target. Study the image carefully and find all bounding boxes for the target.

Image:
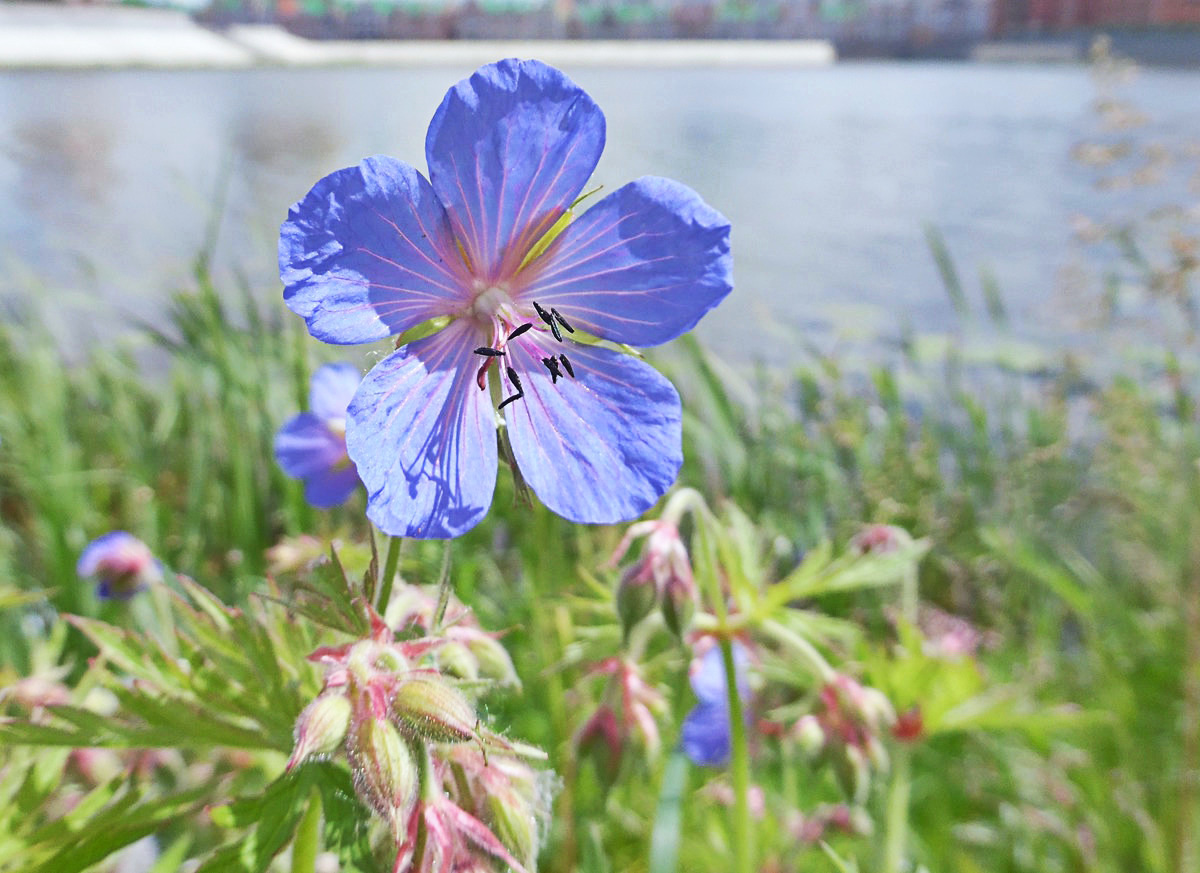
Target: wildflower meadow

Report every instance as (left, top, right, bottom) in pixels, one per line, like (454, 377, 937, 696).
(2, 47, 1200, 873)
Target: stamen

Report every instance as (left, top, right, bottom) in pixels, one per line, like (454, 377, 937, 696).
(541, 356, 563, 384)
(498, 366, 525, 410)
(559, 353, 575, 378)
(507, 322, 533, 340)
(474, 347, 505, 357)
(506, 366, 523, 393)
(551, 308, 575, 333)
(533, 301, 554, 327)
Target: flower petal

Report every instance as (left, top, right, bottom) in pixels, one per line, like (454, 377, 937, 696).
(280, 155, 467, 345)
(425, 59, 605, 281)
(302, 465, 360, 509)
(77, 531, 140, 577)
(309, 362, 361, 421)
(681, 703, 731, 768)
(346, 321, 497, 538)
(690, 643, 749, 705)
(502, 336, 681, 525)
(516, 176, 732, 347)
(275, 414, 347, 479)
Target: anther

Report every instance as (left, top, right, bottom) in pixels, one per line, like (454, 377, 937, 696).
(551, 308, 575, 334)
(474, 347, 505, 357)
(498, 366, 525, 410)
(559, 353, 575, 378)
(507, 322, 533, 340)
(541, 356, 563, 384)
(533, 301, 554, 327)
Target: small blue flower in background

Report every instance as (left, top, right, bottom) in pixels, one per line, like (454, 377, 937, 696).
(275, 363, 362, 508)
(77, 532, 163, 600)
(280, 58, 733, 538)
(681, 642, 749, 768)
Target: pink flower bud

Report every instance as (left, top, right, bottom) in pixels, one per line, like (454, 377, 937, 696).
(575, 707, 623, 788)
(392, 677, 478, 745)
(661, 573, 696, 638)
(348, 716, 418, 833)
(287, 694, 352, 771)
(616, 563, 659, 641)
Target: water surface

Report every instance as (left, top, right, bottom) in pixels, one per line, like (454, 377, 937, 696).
(2, 62, 1198, 362)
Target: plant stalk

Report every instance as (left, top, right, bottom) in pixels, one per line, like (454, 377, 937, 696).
(377, 534, 402, 618)
(291, 789, 322, 873)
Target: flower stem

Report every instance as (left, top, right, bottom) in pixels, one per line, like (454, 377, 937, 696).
(291, 789, 321, 873)
(883, 745, 912, 873)
(719, 635, 753, 873)
(694, 518, 753, 873)
(377, 534, 402, 618)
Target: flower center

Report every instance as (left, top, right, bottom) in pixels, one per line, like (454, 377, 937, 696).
(467, 283, 515, 335)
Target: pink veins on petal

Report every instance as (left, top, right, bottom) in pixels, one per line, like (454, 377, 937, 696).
(280, 58, 732, 538)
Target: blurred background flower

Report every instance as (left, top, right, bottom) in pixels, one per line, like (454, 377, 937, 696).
(274, 362, 362, 508)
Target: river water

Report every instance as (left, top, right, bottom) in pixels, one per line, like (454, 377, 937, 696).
(2, 61, 1198, 364)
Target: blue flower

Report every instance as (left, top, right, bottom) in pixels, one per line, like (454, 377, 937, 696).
(77, 532, 163, 600)
(275, 363, 362, 508)
(681, 642, 749, 768)
(280, 59, 732, 539)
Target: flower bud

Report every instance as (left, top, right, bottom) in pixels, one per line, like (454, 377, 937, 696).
(660, 575, 696, 638)
(794, 714, 826, 759)
(392, 677, 477, 744)
(616, 565, 658, 641)
(349, 716, 418, 831)
(287, 694, 352, 770)
(487, 790, 538, 869)
(437, 640, 479, 681)
(462, 633, 520, 687)
(865, 735, 890, 774)
(575, 707, 623, 789)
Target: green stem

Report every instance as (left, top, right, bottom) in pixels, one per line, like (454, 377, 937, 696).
(883, 745, 912, 873)
(291, 789, 322, 873)
(377, 534, 402, 618)
(694, 523, 753, 873)
(719, 635, 753, 873)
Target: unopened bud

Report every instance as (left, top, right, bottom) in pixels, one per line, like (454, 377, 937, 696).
(437, 641, 479, 681)
(616, 565, 658, 640)
(661, 575, 696, 638)
(859, 687, 896, 730)
(865, 735, 890, 774)
(464, 634, 520, 687)
(349, 717, 418, 831)
(287, 694, 351, 770)
(839, 744, 871, 805)
(794, 714, 826, 758)
(392, 677, 477, 744)
(487, 790, 538, 869)
(575, 707, 622, 789)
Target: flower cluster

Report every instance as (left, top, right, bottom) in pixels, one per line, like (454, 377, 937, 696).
(793, 674, 896, 802)
(608, 519, 697, 640)
(280, 58, 732, 538)
(288, 599, 545, 872)
(574, 656, 667, 784)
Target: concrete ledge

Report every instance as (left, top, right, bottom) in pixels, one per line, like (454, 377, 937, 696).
(0, 4, 834, 69)
(226, 28, 837, 66)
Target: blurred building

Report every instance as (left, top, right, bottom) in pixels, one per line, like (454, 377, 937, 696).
(992, 0, 1200, 35)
